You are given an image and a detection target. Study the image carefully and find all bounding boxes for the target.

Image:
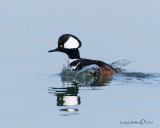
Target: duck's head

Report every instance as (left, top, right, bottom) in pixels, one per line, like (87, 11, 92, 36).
(48, 34, 82, 59)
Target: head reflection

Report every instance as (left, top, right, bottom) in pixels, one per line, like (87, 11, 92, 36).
(49, 82, 80, 116)
(56, 86, 80, 106)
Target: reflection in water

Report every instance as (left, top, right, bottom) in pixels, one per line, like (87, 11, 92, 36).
(48, 67, 112, 116)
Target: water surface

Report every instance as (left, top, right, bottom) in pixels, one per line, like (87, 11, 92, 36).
(0, 0, 160, 128)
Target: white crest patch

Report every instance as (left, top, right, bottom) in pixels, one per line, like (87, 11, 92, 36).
(64, 37, 79, 49)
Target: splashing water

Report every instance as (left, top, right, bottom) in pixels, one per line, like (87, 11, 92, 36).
(111, 59, 133, 68)
(58, 59, 160, 87)
(111, 59, 135, 73)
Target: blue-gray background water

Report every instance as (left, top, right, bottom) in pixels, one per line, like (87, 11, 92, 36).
(0, 0, 160, 128)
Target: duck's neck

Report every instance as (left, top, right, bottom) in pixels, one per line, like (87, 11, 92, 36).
(65, 49, 81, 59)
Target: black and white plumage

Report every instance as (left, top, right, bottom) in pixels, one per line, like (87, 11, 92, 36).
(49, 34, 117, 77)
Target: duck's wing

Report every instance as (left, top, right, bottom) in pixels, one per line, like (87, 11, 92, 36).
(84, 59, 118, 76)
(70, 58, 117, 76)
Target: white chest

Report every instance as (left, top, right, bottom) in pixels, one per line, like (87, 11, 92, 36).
(69, 59, 80, 70)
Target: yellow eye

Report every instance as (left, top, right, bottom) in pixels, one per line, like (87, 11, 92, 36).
(60, 45, 63, 48)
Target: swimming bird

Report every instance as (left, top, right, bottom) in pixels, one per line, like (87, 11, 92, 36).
(48, 34, 117, 77)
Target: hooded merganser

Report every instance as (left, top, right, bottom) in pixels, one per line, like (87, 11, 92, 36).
(48, 34, 117, 77)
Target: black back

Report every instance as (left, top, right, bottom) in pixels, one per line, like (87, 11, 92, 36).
(70, 58, 117, 74)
